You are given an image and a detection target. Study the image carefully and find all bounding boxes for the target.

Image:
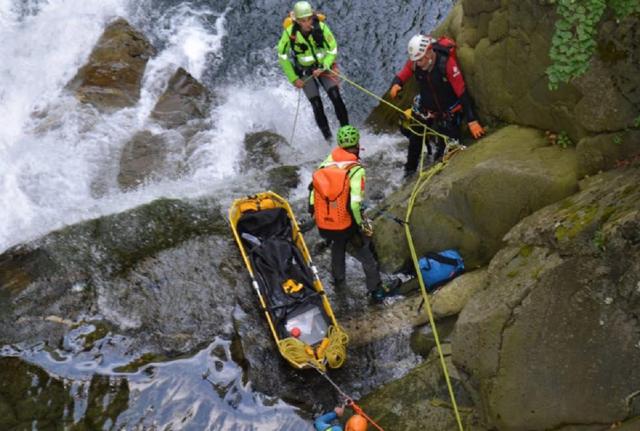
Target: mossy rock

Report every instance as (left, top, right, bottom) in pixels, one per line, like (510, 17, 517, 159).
(374, 126, 579, 271)
(453, 166, 640, 430)
(0, 358, 74, 429)
(356, 349, 485, 431)
(67, 18, 156, 110)
(576, 130, 640, 178)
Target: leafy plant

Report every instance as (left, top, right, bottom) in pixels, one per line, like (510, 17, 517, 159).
(635, 115, 640, 128)
(547, 0, 640, 90)
(613, 134, 622, 145)
(593, 228, 606, 252)
(557, 131, 574, 148)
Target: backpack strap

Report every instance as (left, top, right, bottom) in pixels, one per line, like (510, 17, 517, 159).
(432, 38, 455, 76)
(347, 163, 363, 179)
(424, 251, 460, 267)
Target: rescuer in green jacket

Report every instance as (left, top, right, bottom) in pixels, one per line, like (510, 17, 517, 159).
(277, 1, 349, 141)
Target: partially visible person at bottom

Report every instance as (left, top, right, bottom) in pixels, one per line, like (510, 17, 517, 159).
(277, 1, 349, 141)
(309, 125, 400, 303)
(389, 34, 485, 176)
(314, 405, 368, 431)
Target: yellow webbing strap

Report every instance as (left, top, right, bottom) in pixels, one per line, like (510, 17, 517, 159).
(404, 137, 465, 431)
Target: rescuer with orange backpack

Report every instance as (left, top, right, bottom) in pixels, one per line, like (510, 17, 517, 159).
(309, 125, 400, 302)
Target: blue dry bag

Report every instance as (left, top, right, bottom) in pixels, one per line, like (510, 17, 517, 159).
(418, 250, 464, 292)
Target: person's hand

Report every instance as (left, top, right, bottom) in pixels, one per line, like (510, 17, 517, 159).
(468, 121, 485, 139)
(403, 108, 412, 121)
(334, 406, 345, 417)
(390, 84, 402, 99)
(294, 79, 305, 89)
(312, 68, 324, 78)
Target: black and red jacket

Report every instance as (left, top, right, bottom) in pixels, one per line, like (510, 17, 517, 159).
(392, 47, 477, 123)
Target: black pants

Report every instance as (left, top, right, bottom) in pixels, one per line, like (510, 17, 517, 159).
(301, 70, 349, 139)
(402, 113, 462, 174)
(320, 228, 381, 292)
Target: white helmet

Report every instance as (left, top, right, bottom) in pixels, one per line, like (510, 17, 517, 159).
(407, 34, 435, 61)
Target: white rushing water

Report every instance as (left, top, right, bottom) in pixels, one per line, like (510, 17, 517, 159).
(0, 0, 402, 253)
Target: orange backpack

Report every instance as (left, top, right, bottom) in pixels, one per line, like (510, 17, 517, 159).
(312, 162, 360, 231)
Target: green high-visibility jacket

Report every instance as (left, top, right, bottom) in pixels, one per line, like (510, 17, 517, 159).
(277, 19, 338, 83)
(309, 147, 365, 227)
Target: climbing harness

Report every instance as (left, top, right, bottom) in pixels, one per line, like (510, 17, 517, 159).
(324, 68, 467, 430)
(311, 364, 386, 431)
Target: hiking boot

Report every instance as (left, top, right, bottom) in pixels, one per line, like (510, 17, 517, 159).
(370, 278, 403, 304)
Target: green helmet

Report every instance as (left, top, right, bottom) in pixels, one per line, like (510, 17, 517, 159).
(337, 125, 360, 148)
(293, 1, 313, 19)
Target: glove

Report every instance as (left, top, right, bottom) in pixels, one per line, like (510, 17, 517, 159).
(361, 215, 374, 237)
(390, 84, 402, 99)
(468, 121, 485, 139)
(403, 108, 412, 121)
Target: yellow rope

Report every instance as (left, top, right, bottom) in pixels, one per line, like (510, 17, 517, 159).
(323, 325, 349, 369)
(323, 66, 466, 430)
(277, 325, 349, 371)
(278, 337, 325, 371)
(404, 143, 465, 431)
(326, 69, 451, 142)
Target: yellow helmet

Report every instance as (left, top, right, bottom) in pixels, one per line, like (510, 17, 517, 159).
(293, 1, 313, 19)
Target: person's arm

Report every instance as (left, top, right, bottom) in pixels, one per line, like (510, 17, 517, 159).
(320, 22, 337, 69)
(314, 411, 338, 431)
(308, 181, 315, 214)
(349, 166, 365, 226)
(446, 56, 484, 137)
(389, 60, 414, 98)
(277, 27, 299, 83)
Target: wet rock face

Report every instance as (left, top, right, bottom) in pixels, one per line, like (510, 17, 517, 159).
(243, 131, 285, 169)
(453, 165, 640, 430)
(0, 197, 228, 350)
(0, 358, 74, 429)
(150, 67, 211, 128)
(117, 130, 185, 191)
(67, 18, 156, 111)
(374, 126, 579, 271)
(0, 358, 129, 430)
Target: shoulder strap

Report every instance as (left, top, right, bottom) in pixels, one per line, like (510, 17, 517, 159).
(433, 39, 455, 76)
(289, 21, 300, 41)
(311, 15, 326, 47)
(424, 251, 460, 267)
(347, 164, 363, 179)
